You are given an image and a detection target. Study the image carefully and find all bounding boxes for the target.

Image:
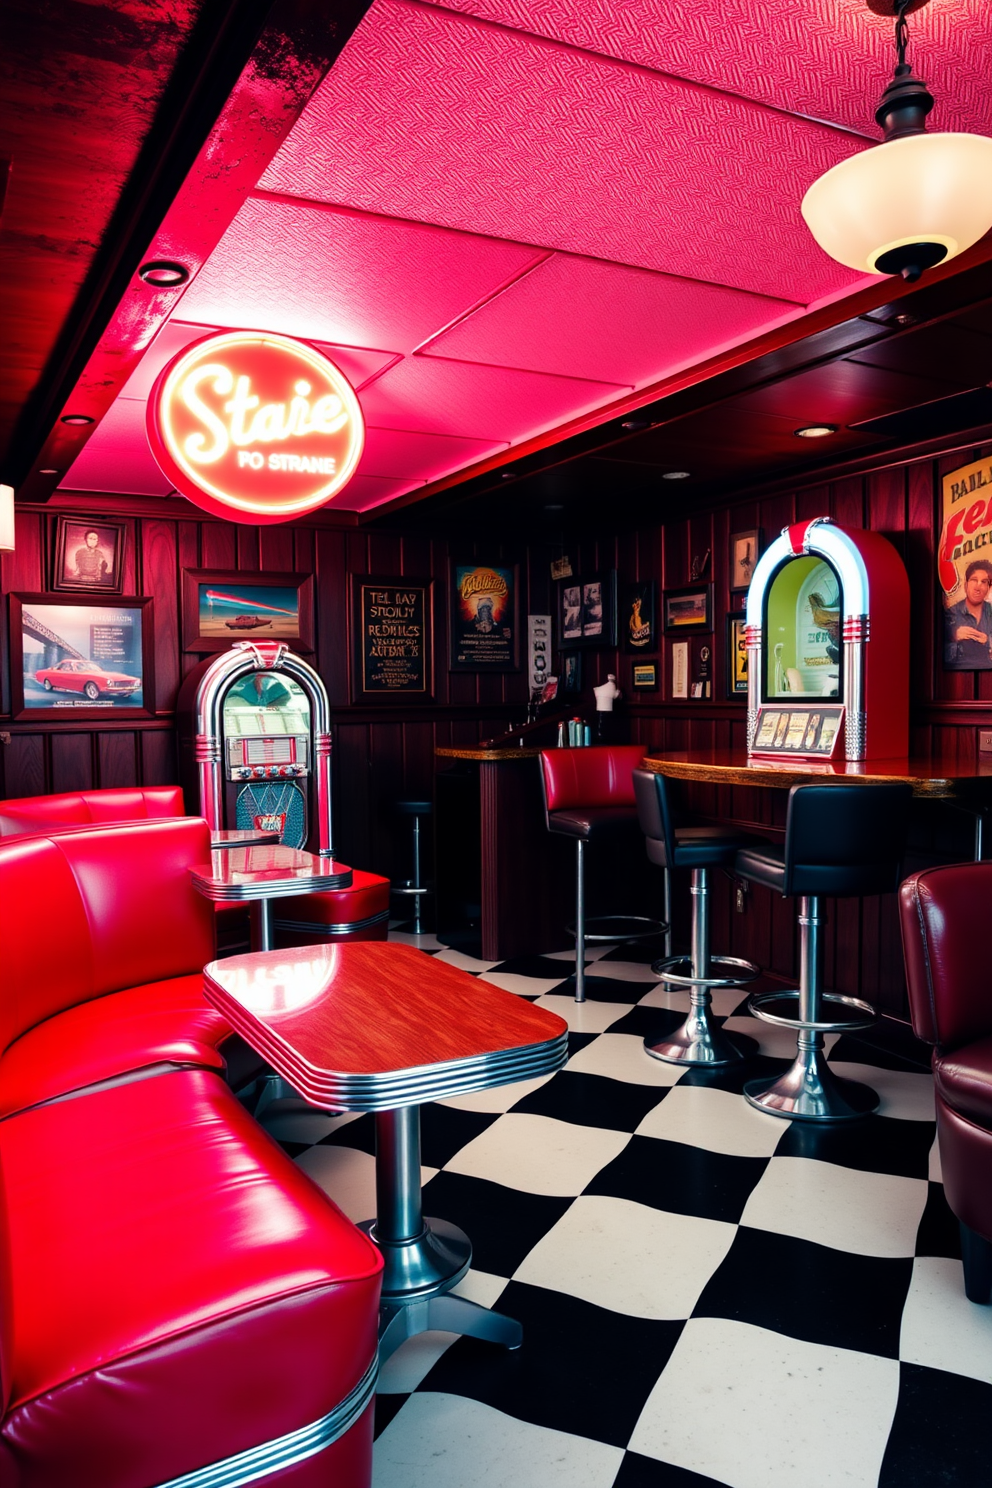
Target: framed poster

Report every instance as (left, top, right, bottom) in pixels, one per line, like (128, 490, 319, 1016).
(621, 580, 656, 653)
(939, 456, 992, 670)
(561, 651, 582, 694)
(52, 516, 127, 594)
(9, 594, 154, 720)
(632, 661, 658, 690)
(450, 562, 519, 671)
(664, 583, 712, 634)
(557, 571, 617, 649)
(182, 569, 314, 653)
(352, 575, 433, 701)
(727, 612, 748, 696)
(671, 639, 689, 699)
(730, 529, 762, 594)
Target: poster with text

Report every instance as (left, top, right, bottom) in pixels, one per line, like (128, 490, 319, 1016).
(450, 563, 518, 671)
(939, 455, 992, 669)
(20, 601, 145, 709)
(353, 578, 432, 699)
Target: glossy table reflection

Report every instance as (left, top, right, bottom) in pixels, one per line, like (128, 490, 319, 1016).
(203, 941, 569, 1360)
(209, 827, 281, 850)
(191, 844, 352, 951)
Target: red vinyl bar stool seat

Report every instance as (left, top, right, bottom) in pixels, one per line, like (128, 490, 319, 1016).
(540, 746, 667, 1003)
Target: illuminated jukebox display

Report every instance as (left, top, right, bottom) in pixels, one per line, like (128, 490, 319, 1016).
(745, 518, 909, 762)
(177, 641, 334, 852)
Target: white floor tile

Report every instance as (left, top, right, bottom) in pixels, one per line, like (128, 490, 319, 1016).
(433, 947, 500, 973)
(514, 1194, 736, 1320)
(261, 1104, 359, 1145)
(389, 930, 444, 951)
(532, 994, 634, 1033)
(630, 1317, 900, 1488)
(721, 1015, 839, 1060)
(587, 959, 663, 984)
(372, 1394, 624, 1488)
(438, 1073, 554, 1113)
(377, 1270, 509, 1394)
(637, 1084, 788, 1158)
(638, 984, 746, 1016)
(928, 1134, 942, 1183)
(899, 1256, 992, 1384)
(829, 1062, 934, 1123)
(545, 945, 615, 962)
(480, 971, 564, 997)
(741, 1156, 928, 1259)
(565, 1032, 686, 1088)
(444, 1112, 629, 1196)
(295, 1145, 437, 1224)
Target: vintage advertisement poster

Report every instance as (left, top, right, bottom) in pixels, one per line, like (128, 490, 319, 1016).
(354, 578, 432, 698)
(450, 563, 518, 670)
(622, 580, 656, 652)
(14, 597, 149, 714)
(939, 455, 992, 669)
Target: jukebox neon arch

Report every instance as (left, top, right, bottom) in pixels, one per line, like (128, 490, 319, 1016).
(745, 518, 909, 762)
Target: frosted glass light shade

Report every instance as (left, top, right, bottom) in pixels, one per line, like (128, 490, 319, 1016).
(802, 132, 992, 274)
(0, 486, 14, 554)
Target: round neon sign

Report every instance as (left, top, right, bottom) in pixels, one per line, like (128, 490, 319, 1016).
(146, 331, 365, 524)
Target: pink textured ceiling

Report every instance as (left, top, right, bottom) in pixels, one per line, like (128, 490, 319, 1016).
(60, 399, 173, 497)
(331, 473, 426, 512)
(358, 427, 507, 481)
(424, 253, 800, 386)
(259, 0, 867, 303)
(434, 0, 992, 139)
(356, 355, 625, 441)
(178, 197, 546, 352)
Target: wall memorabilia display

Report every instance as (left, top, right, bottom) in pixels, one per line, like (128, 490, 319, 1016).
(690, 637, 712, 698)
(664, 583, 712, 634)
(528, 613, 552, 695)
(182, 569, 314, 653)
(450, 562, 519, 670)
(727, 612, 748, 696)
(558, 570, 617, 649)
(53, 516, 127, 594)
(561, 651, 582, 694)
(10, 594, 154, 720)
(632, 662, 658, 690)
(671, 640, 689, 699)
(621, 580, 656, 652)
(730, 529, 762, 593)
(352, 575, 433, 701)
(938, 455, 992, 669)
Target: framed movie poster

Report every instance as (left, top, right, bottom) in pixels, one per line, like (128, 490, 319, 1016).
(727, 612, 748, 696)
(53, 516, 127, 594)
(181, 569, 314, 653)
(450, 562, 519, 671)
(621, 580, 656, 653)
(9, 594, 154, 720)
(664, 584, 713, 634)
(730, 530, 762, 594)
(558, 571, 617, 649)
(352, 575, 433, 701)
(939, 455, 992, 669)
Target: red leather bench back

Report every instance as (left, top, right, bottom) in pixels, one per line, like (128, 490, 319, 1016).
(0, 819, 214, 1058)
(540, 745, 644, 812)
(899, 863, 992, 1050)
(0, 785, 185, 838)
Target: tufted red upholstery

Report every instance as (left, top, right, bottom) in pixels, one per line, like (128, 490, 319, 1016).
(540, 745, 643, 813)
(0, 785, 185, 838)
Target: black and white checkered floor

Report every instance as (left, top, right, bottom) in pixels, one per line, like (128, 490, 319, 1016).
(261, 929, 992, 1488)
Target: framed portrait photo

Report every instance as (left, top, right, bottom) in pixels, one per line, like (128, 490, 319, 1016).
(663, 583, 712, 634)
(181, 569, 314, 653)
(9, 593, 154, 721)
(53, 516, 126, 594)
(730, 529, 762, 594)
(561, 651, 583, 694)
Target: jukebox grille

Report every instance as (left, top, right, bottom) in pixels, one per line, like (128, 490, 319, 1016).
(235, 781, 307, 849)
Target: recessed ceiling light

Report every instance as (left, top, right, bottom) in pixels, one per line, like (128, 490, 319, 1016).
(38, 469, 59, 475)
(662, 470, 691, 480)
(621, 419, 651, 431)
(138, 260, 190, 288)
(794, 424, 838, 438)
(501, 470, 516, 479)
(60, 414, 94, 426)
(544, 503, 564, 511)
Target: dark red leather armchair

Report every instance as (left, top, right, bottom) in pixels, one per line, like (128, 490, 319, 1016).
(899, 862, 992, 1303)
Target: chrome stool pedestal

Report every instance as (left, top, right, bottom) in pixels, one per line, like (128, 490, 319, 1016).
(394, 800, 432, 934)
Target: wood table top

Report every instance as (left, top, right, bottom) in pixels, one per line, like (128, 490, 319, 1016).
(436, 746, 543, 761)
(191, 845, 353, 900)
(641, 748, 992, 799)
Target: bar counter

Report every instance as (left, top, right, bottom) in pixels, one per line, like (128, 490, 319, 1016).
(639, 748, 992, 799)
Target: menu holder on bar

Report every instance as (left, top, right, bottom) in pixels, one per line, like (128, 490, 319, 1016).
(750, 704, 845, 760)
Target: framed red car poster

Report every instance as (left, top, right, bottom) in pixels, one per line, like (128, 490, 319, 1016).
(9, 594, 155, 720)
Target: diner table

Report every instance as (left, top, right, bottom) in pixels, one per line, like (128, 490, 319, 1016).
(191, 843, 353, 951)
(209, 827, 281, 849)
(203, 940, 569, 1361)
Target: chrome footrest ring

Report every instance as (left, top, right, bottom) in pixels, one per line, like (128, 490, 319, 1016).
(748, 988, 876, 1032)
(566, 915, 669, 944)
(652, 953, 760, 989)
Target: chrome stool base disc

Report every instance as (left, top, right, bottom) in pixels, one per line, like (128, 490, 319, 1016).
(744, 1054, 879, 1123)
(361, 1214, 471, 1301)
(644, 1019, 753, 1067)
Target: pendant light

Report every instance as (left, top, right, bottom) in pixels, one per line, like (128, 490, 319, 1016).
(802, 0, 992, 283)
(0, 486, 14, 554)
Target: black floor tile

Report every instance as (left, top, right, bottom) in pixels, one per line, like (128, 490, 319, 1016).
(373, 1391, 409, 1439)
(586, 1133, 768, 1224)
(420, 1170, 573, 1276)
(676, 1053, 789, 1096)
(612, 1452, 732, 1488)
(487, 954, 582, 979)
(512, 1069, 668, 1133)
(775, 1114, 935, 1180)
(603, 1006, 688, 1040)
(568, 1031, 600, 1057)
(694, 1226, 913, 1357)
(318, 1111, 376, 1154)
(420, 1280, 682, 1449)
(914, 1181, 962, 1260)
(879, 1363, 992, 1487)
(598, 940, 670, 967)
(419, 1103, 500, 1169)
(830, 1026, 932, 1074)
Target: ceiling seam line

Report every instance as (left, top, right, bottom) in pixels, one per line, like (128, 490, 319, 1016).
(246, 190, 807, 309)
(410, 351, 634, 390)
(392, 0, 879, 143)
(409, 251, 556, 356)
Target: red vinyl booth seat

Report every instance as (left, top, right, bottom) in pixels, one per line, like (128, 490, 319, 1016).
(273, 868, 391, 946)
(0, 785, 185, 838)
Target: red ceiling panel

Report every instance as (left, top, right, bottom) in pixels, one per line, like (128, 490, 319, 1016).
(60, 399, 173, 497)
(177, 197, 547, 353)
(331, 473, 426, 512)
(434, 0, 992, 139)
(733, 358, 963, 424)
(424, 252, 800, 385)
(258, 0, 868, 303)
(358, 427, 508, 481)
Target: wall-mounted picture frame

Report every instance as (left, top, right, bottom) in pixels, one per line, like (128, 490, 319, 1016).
(52, 515, 127, 594)
(450, 561, 520, 671)
(181, 569, 314, 653)
(727, 612, 748, 696)
(9, 594, 155, 721)
(730, 529, 762, 594)
(558, 570, 617, 649)
(561, 651, 583, 694)
(621, 579, 657, 653)
(632, 661, 658, 690)
(663, 583, 712, 634)
(351, 574, 434, 702)
(671, 639, 689, 699)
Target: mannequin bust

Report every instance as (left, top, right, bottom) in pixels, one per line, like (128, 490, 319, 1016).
(593, 673, 622, 711)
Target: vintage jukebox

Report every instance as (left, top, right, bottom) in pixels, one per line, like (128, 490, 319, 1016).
(177, 641, 333, 852)
(745, 518, 909, 762)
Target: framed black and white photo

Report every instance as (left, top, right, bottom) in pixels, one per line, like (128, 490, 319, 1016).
(557, 570, 617, 649)
(730, 529, 762, 594)
(53, 516, 126, 594)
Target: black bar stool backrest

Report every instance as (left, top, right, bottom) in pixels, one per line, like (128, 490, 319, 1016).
(633, 768, 676, 868)
(782, 782, 913, 898)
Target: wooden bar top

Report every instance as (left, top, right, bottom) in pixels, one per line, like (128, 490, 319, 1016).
(641, 748, 992, 799)
(436, 746, 543, 760)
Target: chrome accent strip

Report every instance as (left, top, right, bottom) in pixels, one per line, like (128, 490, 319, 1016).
(155, 1353, 377, 1488)
(192, 867, 353, 902)
(272, 909, 390, 935)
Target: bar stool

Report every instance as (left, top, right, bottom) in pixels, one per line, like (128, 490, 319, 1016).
(540, 746, 667, 1003)
(633, 768, 760, 1066)
(735, 781, 912, 1122)
(394, 799, 432, 934)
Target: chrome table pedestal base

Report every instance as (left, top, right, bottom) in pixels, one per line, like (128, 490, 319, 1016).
(363, 1106, 523, 1364)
